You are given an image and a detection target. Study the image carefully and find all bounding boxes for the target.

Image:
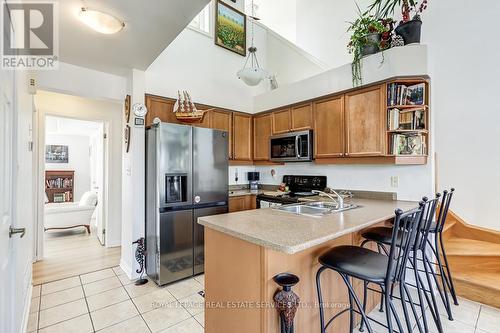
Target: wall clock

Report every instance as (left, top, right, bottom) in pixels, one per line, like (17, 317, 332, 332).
(124, 95, 131, 123)
(132, 103, 148, 117)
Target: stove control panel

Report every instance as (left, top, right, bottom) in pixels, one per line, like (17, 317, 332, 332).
(282, 175, 327, 192)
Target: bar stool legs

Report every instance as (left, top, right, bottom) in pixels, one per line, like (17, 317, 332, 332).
(438, 232, 459, 305)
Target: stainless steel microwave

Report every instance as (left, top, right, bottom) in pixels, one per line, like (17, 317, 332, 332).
(270, 130, 313, 162)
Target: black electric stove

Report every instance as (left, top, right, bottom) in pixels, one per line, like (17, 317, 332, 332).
(256, 175, 327, 207)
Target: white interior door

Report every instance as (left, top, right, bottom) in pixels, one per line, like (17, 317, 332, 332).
(90, 124, 105, 245)
(0, 70, 16, 333)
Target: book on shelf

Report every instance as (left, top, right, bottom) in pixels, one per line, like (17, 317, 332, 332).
(46, 177, 73, 189)
(388, 108, 426, 131)
(391, 133, 426, 155)
(387, 83, 425, 106)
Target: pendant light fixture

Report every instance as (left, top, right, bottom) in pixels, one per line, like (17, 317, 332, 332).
(237, 0, 268, 86)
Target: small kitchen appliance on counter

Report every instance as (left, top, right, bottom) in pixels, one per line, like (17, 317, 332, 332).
(248, 172, 260, 193)
(256, 175, 327, 208)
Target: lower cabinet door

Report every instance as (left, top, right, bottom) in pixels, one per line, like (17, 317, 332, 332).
(193, 206, 228, 275)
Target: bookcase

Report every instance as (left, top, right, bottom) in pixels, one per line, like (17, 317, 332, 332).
(45, 170, 74, 203)
(385, 78, 429, 163)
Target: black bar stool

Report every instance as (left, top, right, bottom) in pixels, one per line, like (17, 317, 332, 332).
(360, 193, 455, 333)
(315, 203, 425, 333)
(427, 189, 459, 308)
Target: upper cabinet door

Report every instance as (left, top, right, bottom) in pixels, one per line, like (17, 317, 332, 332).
(232, 113, 253, 161)
(291, 104, 313, 131)
(272, 109, 291, 134)
(210, 110, 233, 158)
(313, 96, 345, 158)
(145, 95, 180, 125)
(345, 85, 385, 156)
(253, 113, 273, 161)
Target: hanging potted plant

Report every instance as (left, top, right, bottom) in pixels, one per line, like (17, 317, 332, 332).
(369, 0, 428, 44)
(347, 6, 388, 86)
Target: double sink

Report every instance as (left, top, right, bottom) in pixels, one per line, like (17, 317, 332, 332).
(276, 201, 358, 217)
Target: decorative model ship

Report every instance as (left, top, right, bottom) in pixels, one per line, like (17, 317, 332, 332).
(173, 91, 213, 123)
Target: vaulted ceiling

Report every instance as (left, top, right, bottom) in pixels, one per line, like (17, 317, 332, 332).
(58, 0, 210, 76)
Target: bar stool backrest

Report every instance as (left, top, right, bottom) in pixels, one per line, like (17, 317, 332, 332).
(417, 195, 441, 251)
(435, 188, 455, 233)
(385, 202, 424, 286)
(386, 202, 425, 285)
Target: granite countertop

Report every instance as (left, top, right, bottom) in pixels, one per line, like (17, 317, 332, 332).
(228, 189, 262, 197)
(198, 198, 418, 254)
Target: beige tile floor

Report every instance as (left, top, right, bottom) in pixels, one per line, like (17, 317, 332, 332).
(29, 267, 205, 333)
(28, 267, 499, 333)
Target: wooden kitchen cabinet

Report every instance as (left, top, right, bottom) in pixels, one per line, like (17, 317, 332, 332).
(313, 96, 345, 158)
(232, 113, 253, 161)
(290, 104, 313, 131)
(210, 110, 233, 158)
(145, 95, 180, 126)
(272, 104, 312, 135)
(253, 113, 273, 161)
(229, 195, 256, 213)
(271, 109, 291, 134)
(344, 85, 385, 156)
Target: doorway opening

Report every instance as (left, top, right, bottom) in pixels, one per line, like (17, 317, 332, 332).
(34, 114, 119, 284)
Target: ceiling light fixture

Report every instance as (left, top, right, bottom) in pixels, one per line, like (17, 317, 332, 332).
(78, 7, 125, 34)
(237, 0, 268, 86)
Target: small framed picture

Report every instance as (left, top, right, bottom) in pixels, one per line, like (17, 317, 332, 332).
(215, 0, 246, 56)
(45, 145, 69, 163)
(134, 118, 145, 126)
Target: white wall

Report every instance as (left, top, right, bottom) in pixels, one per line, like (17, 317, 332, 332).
(145, 11, 323, 113)
(256, 163, 431, 202)
(296, 0, 373, 69)
(228, 165, 257, 185)
(45, 134, 91, 201)
(35, 91, 123, 246)
(36, 62, 127, 102)
(120, 69, 146, 278)
(422, 0, 500, 230)
(254, 44, 427, 112)
(251, 0, 297, 43)
(146, 23, 268, 112)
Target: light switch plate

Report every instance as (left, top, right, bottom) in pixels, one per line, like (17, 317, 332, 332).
(390, 176, 399, 188)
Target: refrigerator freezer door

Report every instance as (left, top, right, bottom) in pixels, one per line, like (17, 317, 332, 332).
(159, 123, 193, 208)
(158, 209, 194, 285)
(192, 127, 229, 206)
(193, 206, 228, 275)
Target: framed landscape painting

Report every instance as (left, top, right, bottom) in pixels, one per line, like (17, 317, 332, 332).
(215, 0, 246, 56)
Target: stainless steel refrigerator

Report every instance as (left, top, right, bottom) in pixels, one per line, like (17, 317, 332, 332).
(145, 122, 228, 286)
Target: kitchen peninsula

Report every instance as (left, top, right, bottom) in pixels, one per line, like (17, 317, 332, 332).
(198, 198, 418, 333)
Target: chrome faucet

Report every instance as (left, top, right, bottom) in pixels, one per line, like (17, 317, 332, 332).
(312, 189, 344, 209)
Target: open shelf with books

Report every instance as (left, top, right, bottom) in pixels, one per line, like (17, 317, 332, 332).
(386, 79, 429, 161)
(45, 170, 74, 203)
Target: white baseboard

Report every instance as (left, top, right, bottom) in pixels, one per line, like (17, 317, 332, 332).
(21, 284, 33, 333)
(119, 258, 134, 279)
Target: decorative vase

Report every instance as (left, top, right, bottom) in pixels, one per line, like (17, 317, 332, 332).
(360, 33, 381, 57)
(273, 273, 300, 333)
(395, 19, 422, 45)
